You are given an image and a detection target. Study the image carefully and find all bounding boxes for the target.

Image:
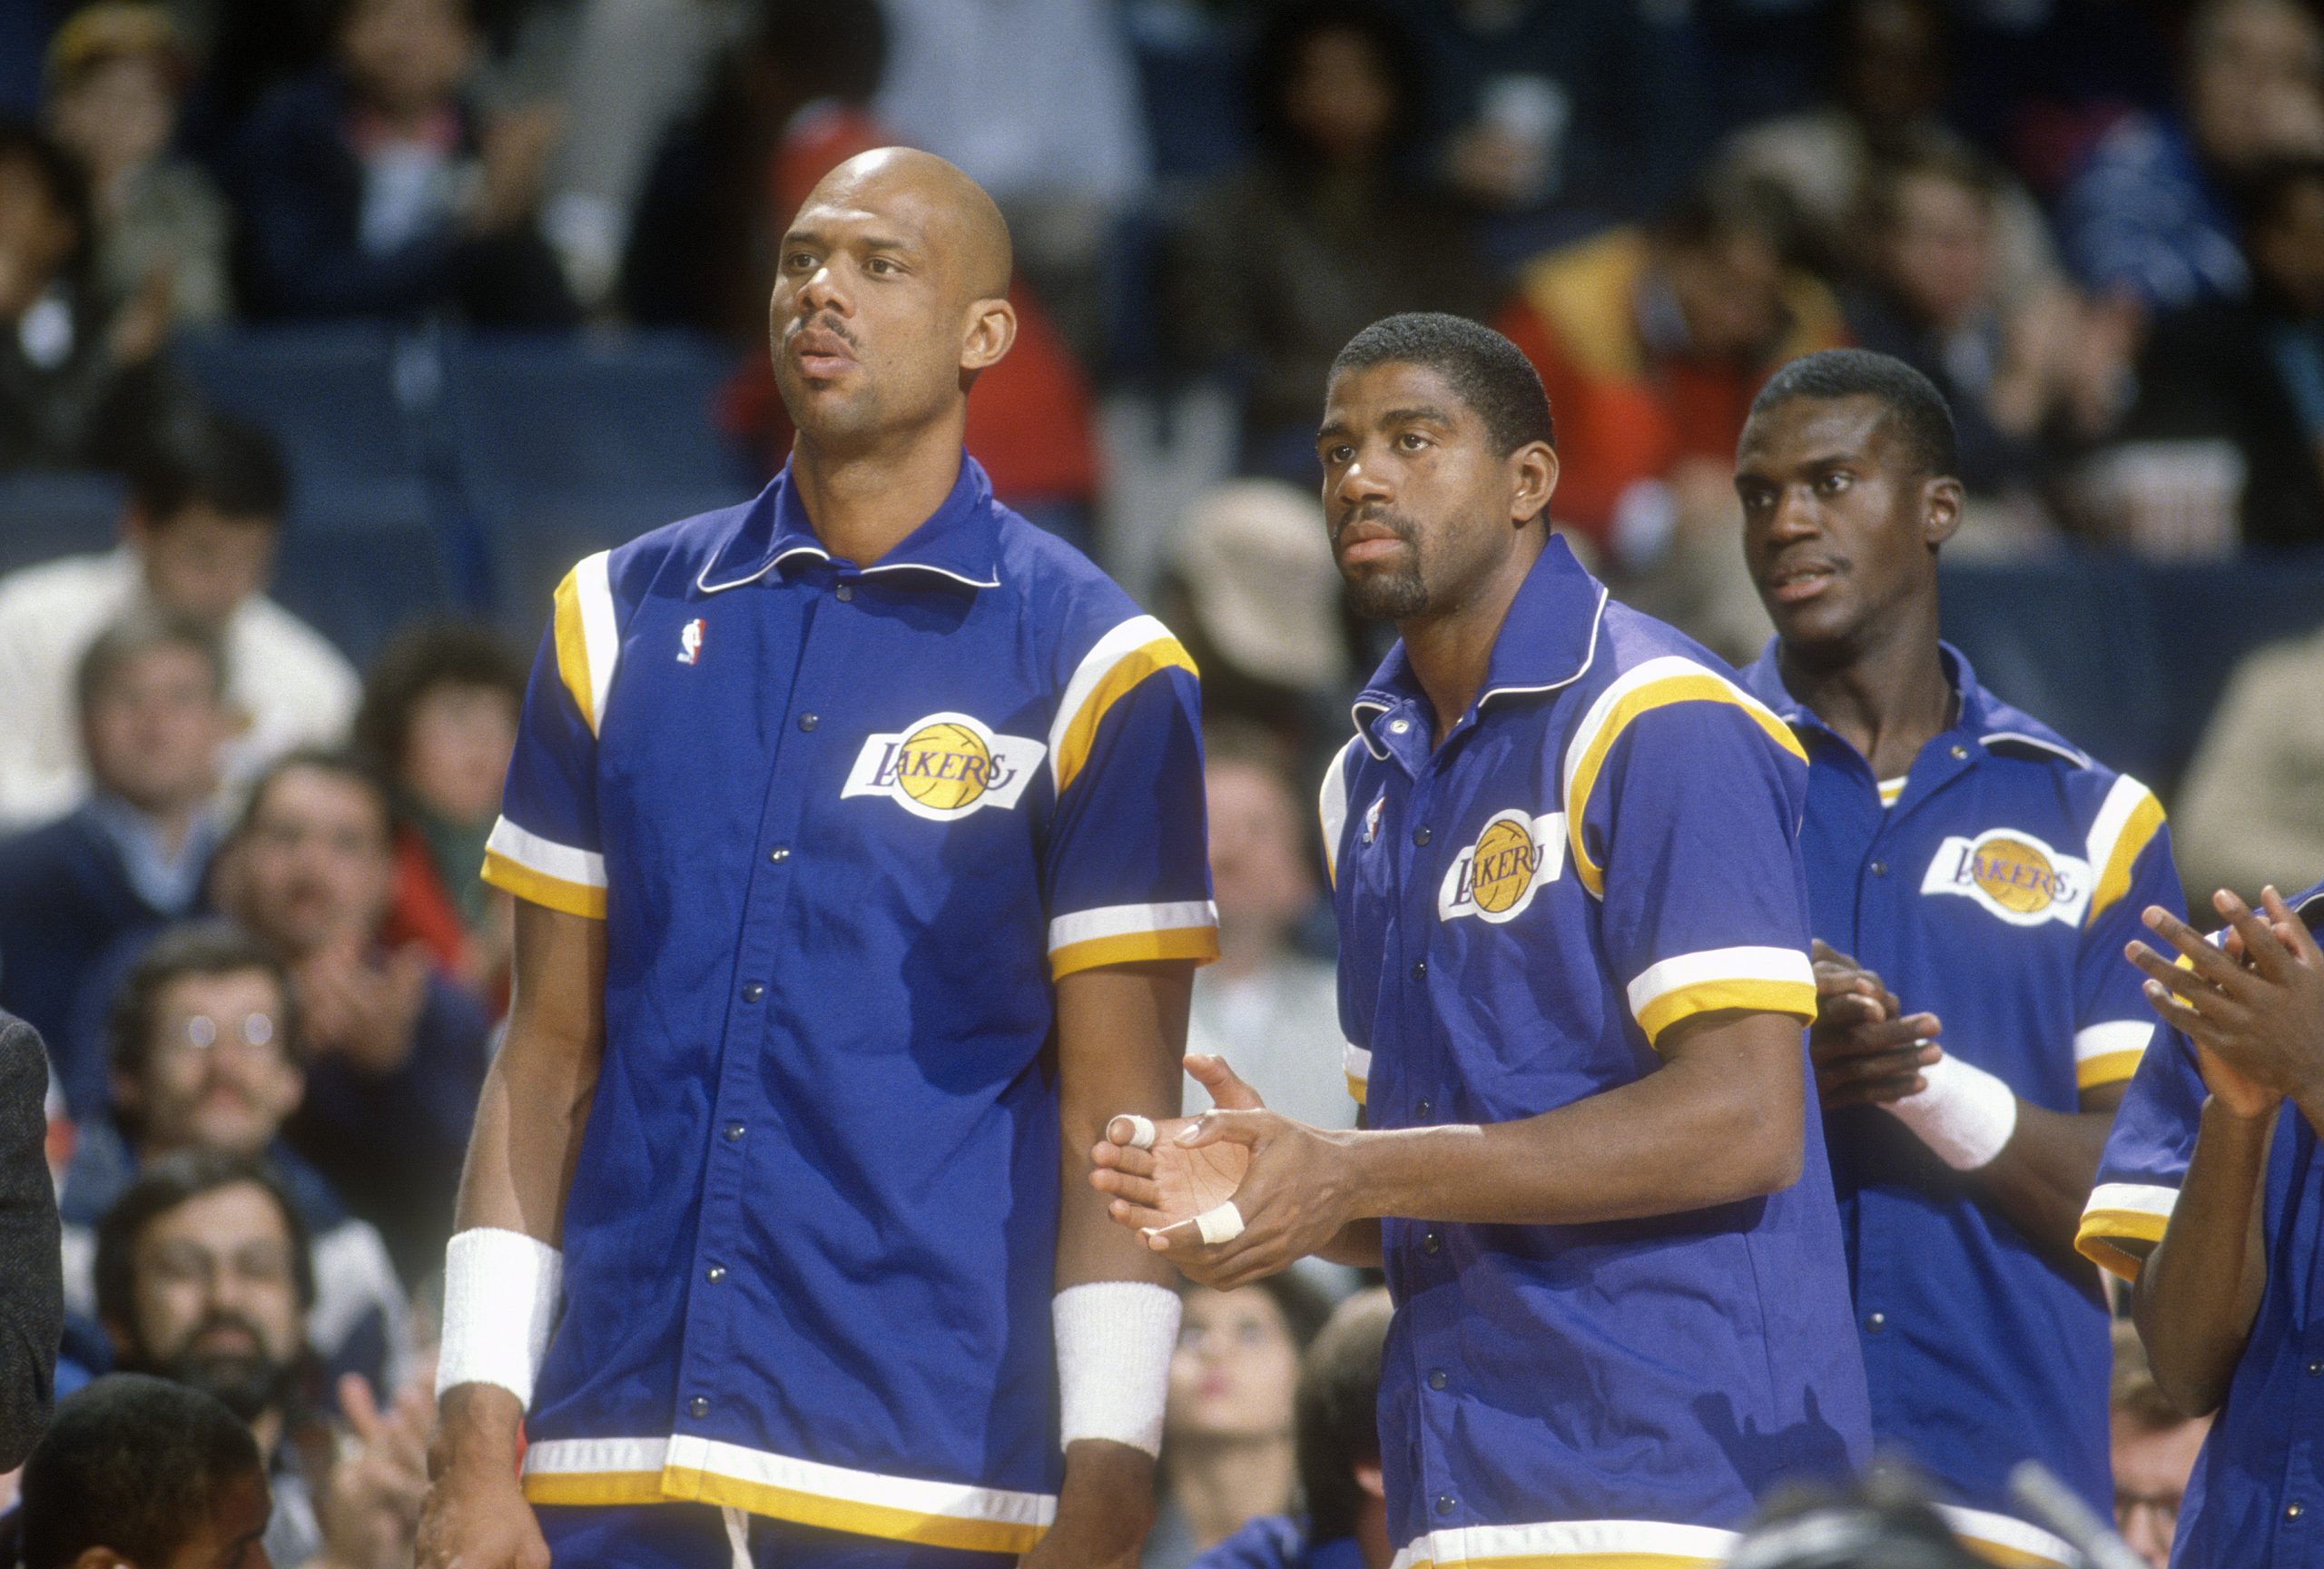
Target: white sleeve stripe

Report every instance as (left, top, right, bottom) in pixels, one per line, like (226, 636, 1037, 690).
(1624, 945, 1815, 1017)
(1048, 615, 1173, 788)
(1047, 901, 1218, 952)
(1318, 743, 1353, 883)
(576, 550, 620, 733)
(2085, 1181, 2180, 1220)
(1559, 655, 1787, 810)
(1343, 1041, 1371, 1079)
(2083, 773, 2157, 878)
(2074, 1020, 2157, 1063)
(487, 816, 607, 888)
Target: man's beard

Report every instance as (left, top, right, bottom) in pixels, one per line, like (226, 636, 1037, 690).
(125, 1314, 299, 1425)
(1337, 509, 1431, 621)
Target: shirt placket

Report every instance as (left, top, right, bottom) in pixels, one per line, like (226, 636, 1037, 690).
(675, 564, 852, 1441)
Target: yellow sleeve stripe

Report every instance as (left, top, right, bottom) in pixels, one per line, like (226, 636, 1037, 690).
(1049, 615, 1197, 797)
(1636, 977, 1817, 1048)
(2075, 1051, 2146, 1090)
(482, 848, 607, 919)
(1561, 657, 1807, 897)
(1626, 946, 1817, 1045)
(1049, 923, 1218, 981)
(2073, 1021, 2154, 1090)
(2083, 775, 2165, 926)
(1344, 1041, 1371, 1107)
(2074, 1181, 2179, 1279)
(1319, 743, 1354, 889)
(551, 550, 620, 736)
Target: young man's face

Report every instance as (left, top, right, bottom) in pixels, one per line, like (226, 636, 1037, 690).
(82, 641, 233, 815)
(400, 679, 518, 827)
(130, 505, 278, 629)
(1316, 360, 1551, 625)
(116, 1182, 305, 1426)
(1735, 393, 1948, 657)
(160, 1465, 273, 1569)
(1205, 757, 1315, 944)
(339, 0, 477, 120)
(117, 969, 301, 1162)
(232, 767, 395, 959)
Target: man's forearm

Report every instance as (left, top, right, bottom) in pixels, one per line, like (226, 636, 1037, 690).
(1970, 1096, 2121, 1261)
(2134, 1099, 2275, 1416)
(1342, 1021, 1804, 1228)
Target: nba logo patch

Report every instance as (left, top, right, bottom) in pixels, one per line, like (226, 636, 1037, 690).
(676, 618, 704, 665)
(1362, 794, 1384, 845)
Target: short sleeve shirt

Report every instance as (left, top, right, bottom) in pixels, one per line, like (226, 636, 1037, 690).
(1739, 643, 2182, 1554)
(1322, 538, 1870, 1567)
(2079, 882, 2324, 1568)
(481, 458, 1216, 1553)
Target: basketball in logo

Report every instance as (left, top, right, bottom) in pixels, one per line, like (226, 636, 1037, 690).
(1469, 816, 1541, 915)
(891, 721, 995, 813)
(1967, 836, 2059, 915)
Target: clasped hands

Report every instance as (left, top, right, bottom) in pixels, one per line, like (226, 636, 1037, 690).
(1087, 1054, 1358, 1289)
(2126, 885, 2324, 1122)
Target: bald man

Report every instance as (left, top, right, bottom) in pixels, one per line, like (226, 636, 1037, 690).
(418, 150, 1218, 1569)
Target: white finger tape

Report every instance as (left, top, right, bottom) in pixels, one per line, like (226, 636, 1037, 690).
(1110, 1114, 1157, 1150)
(1194, 1201, 1246, 1246)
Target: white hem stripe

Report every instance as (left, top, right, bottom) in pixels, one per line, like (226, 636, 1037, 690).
(487, 816, 606, 889)
(1625, 945, 1814, 1019)
(1389, 1517, 1738, 1568)
(2085, 1181, 2180, 1222)
(1935, 1505, 2074, 1565)
(1047, 901, 1217, 953)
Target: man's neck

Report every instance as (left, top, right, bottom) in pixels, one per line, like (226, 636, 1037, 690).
(1776, 605, 1955, 777)
(789, 412, 967, 566)
(94, 788, 203, 858)
(1165, 1433, 1296, 1548)
(1400, 530, 1543, 746)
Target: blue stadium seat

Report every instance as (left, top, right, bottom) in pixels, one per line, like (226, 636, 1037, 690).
(174, 326, 431, 487)
(444, 332, 750, 499)
(484, 484, 745, 647)
(269, 479, 454, 669)
(0, 472, 127, 577)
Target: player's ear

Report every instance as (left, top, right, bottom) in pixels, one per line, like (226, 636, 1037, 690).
(1508, 440, 1559, 528)
(960, 295, 1017, 375)
(1922, 474, 1964, 549)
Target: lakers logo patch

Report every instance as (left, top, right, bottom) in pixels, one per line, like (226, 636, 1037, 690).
(1439, 809, 1566, 923)
(842, 712, 1046, 822)
(1922, 828, 2093, 927)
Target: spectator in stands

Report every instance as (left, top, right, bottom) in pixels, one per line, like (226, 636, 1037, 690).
(1187, 724, 1348, 1134)
(352, 622, 523, 1011)
(217, 750, 489, 1280)
(0, 1011, 59, 1475)
(42, 5, 231, 330)
(1163, 2, 1490, 481)
(1494, 173, 1842, 653)
(0, 614, 232, 1117)
(2171, 622, 2324, 907)
(2055, 0, 2324, 316)
(685, 2, 1101, 528)
(232, 0, 576, 326)
(94, 1151, 437, 1569)
(0, 120, 174, 470)
(872, 0, 1148, 362)
(1187, 1288, 1394, 1569)
(13, 1375, 270, 1569)
(1147, 1273, 1335, 1569)
(57, 923, 404, 1398)
(0, 410, 359, 830)
(2113, 155, 2324, 551)
(2111, 1318, 2210, 1568)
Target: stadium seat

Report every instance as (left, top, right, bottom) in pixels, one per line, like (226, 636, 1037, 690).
(174, 326, 432, 487)
(484, 485, 744, 647)
(0, 471, 127, 577)
(269, 479, 454, 668)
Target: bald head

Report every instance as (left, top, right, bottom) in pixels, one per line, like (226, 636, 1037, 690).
(802, 146, 1013, 306)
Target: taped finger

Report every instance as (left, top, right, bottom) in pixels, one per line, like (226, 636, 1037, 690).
(1194, 1201, 1246, 1246)
(1108, 1114, 1157, 1150)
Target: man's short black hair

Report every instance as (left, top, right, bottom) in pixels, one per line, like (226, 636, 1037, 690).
(107, 920, 300, 1089)
(235, 745, 396, 850)
(19, 1374, 265, 1569)
(1295, 1288, 1393, 1543)
(94, 1151, 317, 1333)
(1329, 313, 1556, 457)
(124, 407, 290, 526)
(1749, 348, 1960, 481)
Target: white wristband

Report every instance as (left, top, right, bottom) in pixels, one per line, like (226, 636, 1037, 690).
(1886, 1051, 2019, 1170)
(1054, 1281, 1181, 1457)
(437, 1228, 564, 1409)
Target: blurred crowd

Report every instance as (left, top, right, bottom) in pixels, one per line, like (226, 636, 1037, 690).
(1, 0, 2323, 1565)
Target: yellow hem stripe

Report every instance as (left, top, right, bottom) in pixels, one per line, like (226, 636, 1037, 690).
(1049, 924, 1218, 982)
(1054, 637, 1196, 796)
(2073, 1050, 2145, 1090)
(551, 566, 595, 736)
(524, 1470, 670, 1506)
(666, 1467, 1043, 1554)
(2087, 791, 2164, 925)
(1964, 1543, 2066, 1569)
(2074, 1209, 2168, 1280)
(1636, 978, 1817, 1048)
(481, 849, 607, 920)
(1566, 676, 1807, 896)
(1398, 1555, 1716, 1568)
